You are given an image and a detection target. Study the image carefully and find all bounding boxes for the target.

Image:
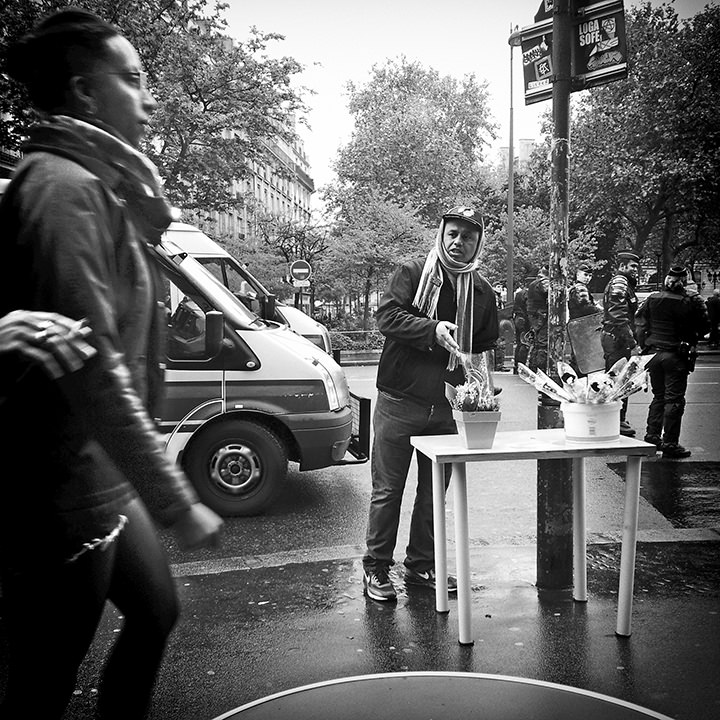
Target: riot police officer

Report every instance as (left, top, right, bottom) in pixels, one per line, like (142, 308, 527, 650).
(635, 266, 710, 458)
(602, 251, 641, 436)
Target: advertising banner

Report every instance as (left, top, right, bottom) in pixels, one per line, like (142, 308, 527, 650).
(519, 0, 627, 104)
(520, 19, 554, 105)
(572, 7, 628, 89)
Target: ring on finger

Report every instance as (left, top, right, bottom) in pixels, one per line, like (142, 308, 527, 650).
(34, 328, 50, 343)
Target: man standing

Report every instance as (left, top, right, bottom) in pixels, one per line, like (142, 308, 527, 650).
(707, 288, 720, 349)
(635, 266, 710, 458)
(526, 266, 550, 372)
(512, 276, 532, 373)
(567, 263, 602, 375)
(568, 263, 602, 320)
(362, 206, 499, 601)
(602, 251, 641, 437)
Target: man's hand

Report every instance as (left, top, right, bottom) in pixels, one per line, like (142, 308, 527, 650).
(435, 320, 460, 355)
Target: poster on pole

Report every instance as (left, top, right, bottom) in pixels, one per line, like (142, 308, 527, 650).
(572, 5, 628, 90)
(520, 0, 627, 105)
(520, 18, 554, 105)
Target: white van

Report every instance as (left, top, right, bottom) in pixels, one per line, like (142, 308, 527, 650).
(151, 235, 369, 516)
(164, 222, 332, 354)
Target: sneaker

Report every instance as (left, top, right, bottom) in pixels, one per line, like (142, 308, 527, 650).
(404, 568, 458, 593)
(363, 567, 397, 602)
(644, 434, 662, 448)
(662, 443, 691, 459)
(620, 420, 636, 437)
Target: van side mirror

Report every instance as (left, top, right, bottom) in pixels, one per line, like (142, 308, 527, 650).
(205, 310, 224, 357)
(263, 293, 276, 321)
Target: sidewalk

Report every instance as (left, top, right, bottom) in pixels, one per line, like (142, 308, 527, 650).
(52, 538, 720, 720)
(1, 351, 717, 720)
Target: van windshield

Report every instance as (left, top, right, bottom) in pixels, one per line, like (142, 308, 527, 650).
(154, 242, 266, 330)
(195, 256, 268, 317)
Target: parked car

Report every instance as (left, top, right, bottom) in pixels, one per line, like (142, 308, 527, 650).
(164, 222, 332, 354)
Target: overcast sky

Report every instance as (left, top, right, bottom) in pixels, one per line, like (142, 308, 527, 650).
(223, 0, 712, 197)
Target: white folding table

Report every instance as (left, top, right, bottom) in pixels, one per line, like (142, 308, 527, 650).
(410, 428, 657, 645)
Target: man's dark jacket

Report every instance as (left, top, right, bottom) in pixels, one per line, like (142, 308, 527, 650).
(375, 258, 499, 406)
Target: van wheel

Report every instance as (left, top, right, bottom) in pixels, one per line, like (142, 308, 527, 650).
(184, 420, 287, 516)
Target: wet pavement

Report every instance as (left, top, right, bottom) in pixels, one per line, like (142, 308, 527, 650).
(1, 347, 718, 719)
(47, 541, 720, 720)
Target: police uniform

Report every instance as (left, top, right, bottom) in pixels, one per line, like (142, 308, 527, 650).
(602, 251, 640, 435)
(635, 266, 710, 458)
(568, 264, 601, 320)
(511, 277, 533, 372)
(526, 270, 549, 372)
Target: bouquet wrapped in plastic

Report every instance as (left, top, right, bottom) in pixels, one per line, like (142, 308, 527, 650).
(446, 351, 500, 412)
(516, 355, 654, 405)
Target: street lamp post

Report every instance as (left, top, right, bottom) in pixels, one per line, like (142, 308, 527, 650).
(507, 26, 523, 305)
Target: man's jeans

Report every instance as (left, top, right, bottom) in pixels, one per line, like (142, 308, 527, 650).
(646, 350, 689, 444)
(363, 390, 455, 574)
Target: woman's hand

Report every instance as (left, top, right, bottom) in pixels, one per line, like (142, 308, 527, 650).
(0, 309, 96, 379)
(173, 503, 224, 550)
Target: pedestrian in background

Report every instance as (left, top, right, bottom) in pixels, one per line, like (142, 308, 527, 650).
(0, 9, 222, 719)
(526, 265, 550, 372)
(362, 206, 499, 602)
(601, 251, 641, 437)
(512, 275, 533, 373)
(707, 288, 720, 349)
(635, 266, 710, 458)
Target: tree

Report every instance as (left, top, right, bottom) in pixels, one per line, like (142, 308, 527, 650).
(569, 2, 720, 273)
(0, 0, 308, 213)
(331, 57, 496, 224)
(322, 190, 429, 329)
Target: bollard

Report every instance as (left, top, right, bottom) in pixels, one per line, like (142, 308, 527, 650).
(536, 392, 573, 595)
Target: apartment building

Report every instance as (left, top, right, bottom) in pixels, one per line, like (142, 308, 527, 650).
(210, 119, 316, 242)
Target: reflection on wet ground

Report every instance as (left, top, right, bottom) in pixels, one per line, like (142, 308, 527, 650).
(608, 461, 720, 529)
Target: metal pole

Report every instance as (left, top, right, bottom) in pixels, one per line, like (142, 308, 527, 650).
(507, 25, 517, 302)
(537, 0, 573, 595)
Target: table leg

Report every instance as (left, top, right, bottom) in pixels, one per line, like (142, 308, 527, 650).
(432, 461, 449, 613)
(452, 462, 473, 646)
(572, 457, 587, 602)
(617, 455, 642, 637)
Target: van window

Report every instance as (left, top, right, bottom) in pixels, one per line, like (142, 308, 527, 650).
(196, 257, 261, 315)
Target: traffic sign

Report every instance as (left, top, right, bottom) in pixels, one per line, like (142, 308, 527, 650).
(289, 259, 312, 281)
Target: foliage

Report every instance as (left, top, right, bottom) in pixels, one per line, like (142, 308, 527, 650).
(569, 2, 720, 273)
(320, 189, 431, 329)
(450, 381, 499, 412)
(0, 0, 308, 214)
(330, 57, 497, 225)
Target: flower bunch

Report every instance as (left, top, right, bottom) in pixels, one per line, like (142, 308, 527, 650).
(451, 380, 499, 412)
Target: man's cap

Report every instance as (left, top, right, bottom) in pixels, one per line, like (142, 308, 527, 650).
(667, 265, 687, 279)
(578, 262, 593, 273)
(442, 206, 484, 230)
(617, 250, 641, 263)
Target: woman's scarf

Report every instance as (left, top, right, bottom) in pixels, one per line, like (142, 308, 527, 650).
(412, 217, 485, 370)
(24, 114, 173, 243)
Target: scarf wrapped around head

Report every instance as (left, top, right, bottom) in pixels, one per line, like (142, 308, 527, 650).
(413, 208, 485, 370)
